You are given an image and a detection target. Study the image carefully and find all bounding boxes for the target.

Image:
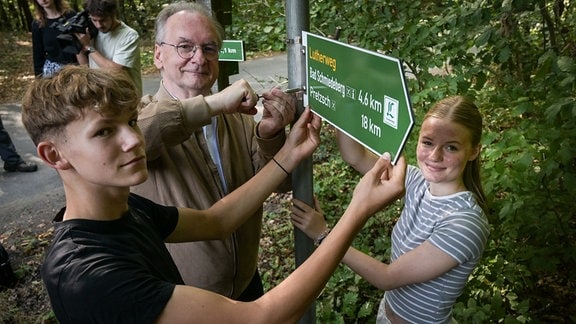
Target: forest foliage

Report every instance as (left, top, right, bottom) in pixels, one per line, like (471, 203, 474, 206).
(1, 0, 575, 322)
(238, 0, 576, 323)
(242, 1, 576, 323)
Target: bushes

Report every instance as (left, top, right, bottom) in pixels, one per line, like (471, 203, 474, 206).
(236, 0, 576, 322)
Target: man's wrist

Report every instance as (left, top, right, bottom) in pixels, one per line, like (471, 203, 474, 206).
(256, 122, 282, 139)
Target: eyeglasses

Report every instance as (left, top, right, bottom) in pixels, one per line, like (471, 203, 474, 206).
(159, 42, 220, 61)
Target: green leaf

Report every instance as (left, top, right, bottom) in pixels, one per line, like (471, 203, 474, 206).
(475, 29, 492, 47)
(557, 56, 575, 73)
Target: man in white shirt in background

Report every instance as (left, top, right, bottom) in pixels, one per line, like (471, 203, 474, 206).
(78, 0, 142, 97)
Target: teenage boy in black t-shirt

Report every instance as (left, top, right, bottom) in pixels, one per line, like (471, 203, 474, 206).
(21, 65, 406, 323)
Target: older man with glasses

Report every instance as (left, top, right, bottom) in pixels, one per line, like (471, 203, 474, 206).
(132, 2, 296, 302)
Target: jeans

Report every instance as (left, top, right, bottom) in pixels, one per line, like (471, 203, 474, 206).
(0, 116, 22, 166)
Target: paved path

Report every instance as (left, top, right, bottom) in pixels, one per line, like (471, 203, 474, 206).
(0, 53, 288, 232)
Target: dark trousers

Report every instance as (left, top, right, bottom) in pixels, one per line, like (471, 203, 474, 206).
(0, 116, 22, 166)
(236, 270, 264, 301)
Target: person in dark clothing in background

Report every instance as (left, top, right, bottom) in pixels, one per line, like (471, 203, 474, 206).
(0, 115, 37, 172)
(31, 0, 82, 78)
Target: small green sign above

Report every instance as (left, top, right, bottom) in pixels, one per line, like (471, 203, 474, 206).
(219, 40, 245, 62)
(303, 32, 414, 164)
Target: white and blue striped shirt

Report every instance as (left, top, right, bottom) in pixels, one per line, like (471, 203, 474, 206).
(381, 165, 490, 323)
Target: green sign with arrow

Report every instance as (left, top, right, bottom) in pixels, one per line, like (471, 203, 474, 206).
(303, 32, 414, 164)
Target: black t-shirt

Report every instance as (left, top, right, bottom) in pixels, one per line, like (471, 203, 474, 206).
(41, 194, 181, 323)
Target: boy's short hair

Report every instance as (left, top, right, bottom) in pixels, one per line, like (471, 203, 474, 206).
(21, 65, 140, 146)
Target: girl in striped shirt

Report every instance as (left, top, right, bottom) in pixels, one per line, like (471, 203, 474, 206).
(291, 96, 490, 323)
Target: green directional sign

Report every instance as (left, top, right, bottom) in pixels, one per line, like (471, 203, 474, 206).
(219, 40, 245, 61)
(303, 32, 414, 164)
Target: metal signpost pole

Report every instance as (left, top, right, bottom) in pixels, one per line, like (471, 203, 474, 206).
(286, 1, 315, 323)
